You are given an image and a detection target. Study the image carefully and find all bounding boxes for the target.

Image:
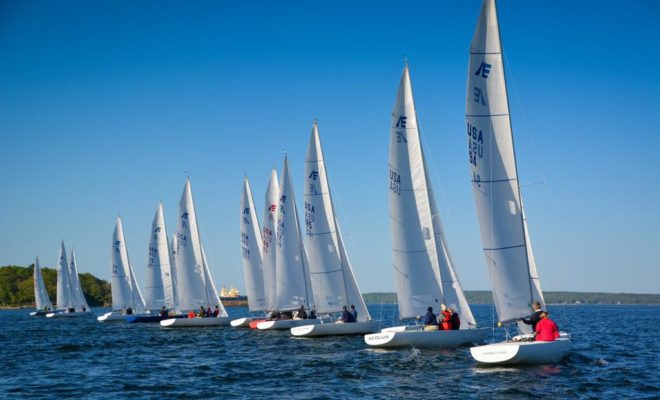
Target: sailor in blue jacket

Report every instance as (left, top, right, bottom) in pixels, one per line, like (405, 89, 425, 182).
(423, 307, 438, 326)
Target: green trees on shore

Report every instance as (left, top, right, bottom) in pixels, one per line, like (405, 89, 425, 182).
(0, 265, 110, 307)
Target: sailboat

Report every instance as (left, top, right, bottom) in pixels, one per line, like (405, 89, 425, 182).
(231, 177, 268, 327)
(127, 203, 181, 323)
(47, 242, 91, 317)
(364, 65, 488, 348)
(291, 121, 378, 337)
(245, 169, 279, 329)
(160, 178, 231, 327)
(256, 155, 320, 331)
(466, 0, 570, 365)
(30, 256, 54, 316)
(98, 217, 146, 322)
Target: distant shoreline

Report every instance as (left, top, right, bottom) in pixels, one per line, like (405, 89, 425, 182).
(4, 290, 659, 309)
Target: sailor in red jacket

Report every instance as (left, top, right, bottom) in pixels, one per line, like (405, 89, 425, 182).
(534, 312, 560, 341)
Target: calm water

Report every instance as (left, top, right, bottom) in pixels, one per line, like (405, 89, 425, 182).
(1, 304, 658, 399)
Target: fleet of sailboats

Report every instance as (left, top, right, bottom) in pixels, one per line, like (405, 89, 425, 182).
(46, 242, 91, 318)
(465, 0, 570, 365)
(26, 0, 569, 366)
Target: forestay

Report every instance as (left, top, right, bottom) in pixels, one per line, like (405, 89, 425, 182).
(33, 256, 53, 310)
(466, 0, 540, 325)
(112, 218, 145, 313)
(274, 155, 313, 311)
(304, 121, 370, 320)
(240, 177, 267, 312)
(262, 169, 279, 311)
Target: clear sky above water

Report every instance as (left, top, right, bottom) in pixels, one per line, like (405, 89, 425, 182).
(1, 1, 658, 295)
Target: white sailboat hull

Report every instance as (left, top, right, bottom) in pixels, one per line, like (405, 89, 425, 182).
(97, 311, 127, 322)
(365, 326, 489, 348)
(257, 319, 321, 331)
(46, 311, 90, 318)
(230, 317, 257, 327)
(470, 334, 570, 365)
(291, 320, 380, 337)
(160, 316, 232, 328)
(30, 310, 48, 316)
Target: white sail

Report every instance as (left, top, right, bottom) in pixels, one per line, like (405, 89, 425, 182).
(111, 218, 145, 313)
(389, 65, 472, 321)
(522, 207, 545, 308)
(303, 121, 370, 320)
(173, 178, 224, 313)
(274, 155, 313, 311)
(201, 247, 228, 317)
(145, 203, 173, 311)
(33, 256, 53, 311)
(55, 242, 73, 310)
(466, 0, 540, 324)
(69, 250, 91, 311)
(426, 163, 476, 328)
(262, 169, 279, 311)
(240, 177, 267, 312)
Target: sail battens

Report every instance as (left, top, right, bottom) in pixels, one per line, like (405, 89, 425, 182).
(470, 51, 502, 55)
(472, 178, 517, 183)
(309, 268, 343, 275)
(306, 230, 336, 236)
(466, 113, 509, 117)
(483, 244, 526, 251)
(392, 248, 431, 254)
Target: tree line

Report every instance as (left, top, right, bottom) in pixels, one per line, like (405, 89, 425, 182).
(0, 265, 111, 307)
(362, 291, 660, 305)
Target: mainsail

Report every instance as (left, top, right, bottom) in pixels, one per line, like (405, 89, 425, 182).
(111, 217, 145, 313)
(262, 169, 279, 311)
(466, 0, 542, 326)
(240, 177, 267, 312)
(172, 178, 225, 314)
(145, 203, 174, 311)
(55, 242, 73, 310)
(304, 121, 370, 320)
(33, 256, 53, 310)
(274, 155, 313, 311)
(389, 65, 475, 326)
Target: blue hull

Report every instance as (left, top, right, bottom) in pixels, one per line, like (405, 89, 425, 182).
(126, 315, 184, 323)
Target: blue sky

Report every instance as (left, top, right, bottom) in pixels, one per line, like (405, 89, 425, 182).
(1, 1, 658, 295)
